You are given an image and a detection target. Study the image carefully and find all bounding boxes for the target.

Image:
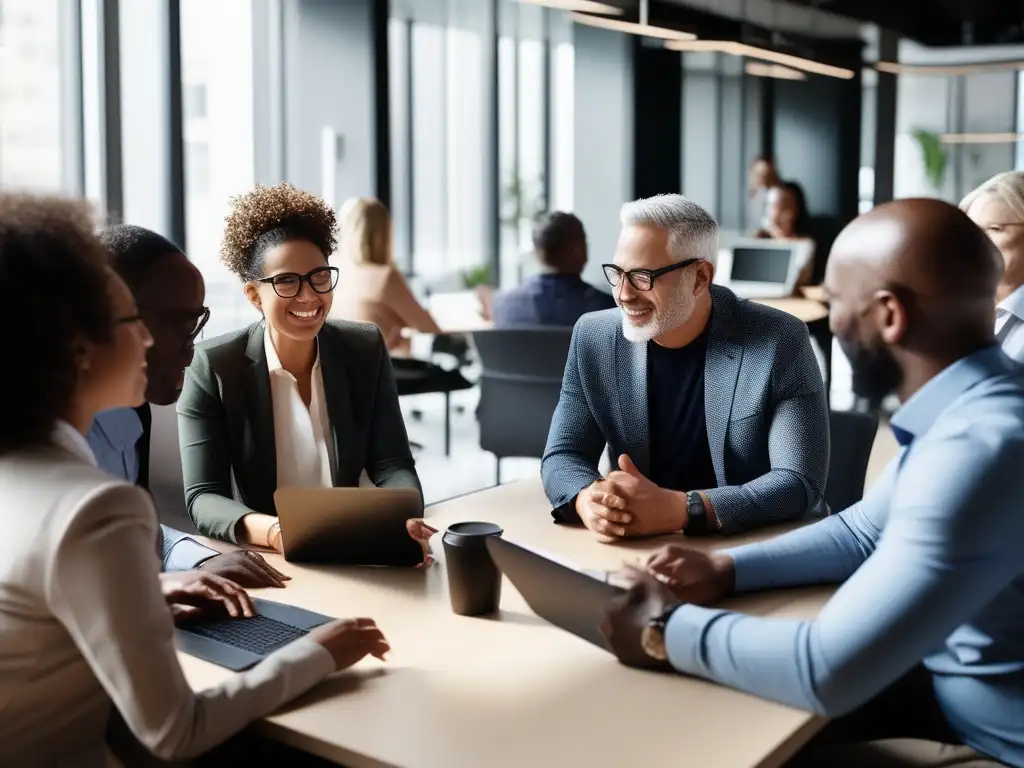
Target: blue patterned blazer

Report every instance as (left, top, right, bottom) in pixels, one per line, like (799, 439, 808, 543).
(541, 285, 829, 533)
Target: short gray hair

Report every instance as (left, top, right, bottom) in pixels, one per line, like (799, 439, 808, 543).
(960, 171, 1024, 223)
(619, 194, 719, 265)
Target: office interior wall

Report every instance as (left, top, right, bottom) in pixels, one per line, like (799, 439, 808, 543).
(774, 70, 862, 279)
(574, 23, 633, 285)
(681, 53, 720, 220)
(283, 0, 378, 203)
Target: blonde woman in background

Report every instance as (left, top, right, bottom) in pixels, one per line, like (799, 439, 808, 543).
(331, 197, 441, 356)
(961, 171, 1024, 362)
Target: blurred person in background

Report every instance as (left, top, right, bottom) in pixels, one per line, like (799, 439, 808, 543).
(490, 211, 615, 328)
(961, 170, 1024, 362)
(757, 180, 816, 289)
(747, 155, 781, 232)
(331, 196, 442, 356)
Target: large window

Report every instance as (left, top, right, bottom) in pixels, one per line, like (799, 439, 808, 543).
(390, 5, 488, 285)
(180, 0, 256, 338)
(0, 0, 68, 191)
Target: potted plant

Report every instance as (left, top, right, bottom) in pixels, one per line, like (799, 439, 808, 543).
(910, 128, 949, 194)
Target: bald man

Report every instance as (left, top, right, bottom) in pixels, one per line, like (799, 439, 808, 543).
(600, 200, 1024, 768)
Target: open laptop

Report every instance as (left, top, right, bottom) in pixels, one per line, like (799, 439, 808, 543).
(715, 238, 812, 299)
(175, 597, 333, 671)
(486, 537, 626, 651)
(273, 486, 424, 566)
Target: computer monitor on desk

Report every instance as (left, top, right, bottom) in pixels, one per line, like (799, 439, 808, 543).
(715, 238, 811, 299)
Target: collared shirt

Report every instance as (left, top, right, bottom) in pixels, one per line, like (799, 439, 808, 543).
(264, 326, 335, 490)
(55, 420, 99, 466)
(996, 284, 1024, 363)
(663, 345, 1024, 767)
(87, 408, 216, 571)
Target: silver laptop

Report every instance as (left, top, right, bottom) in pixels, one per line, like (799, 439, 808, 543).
(273, 486, 424, 566)
(715, 238, 812, 299)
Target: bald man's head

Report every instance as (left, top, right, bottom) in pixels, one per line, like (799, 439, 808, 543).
(825, 198, 1001, 404)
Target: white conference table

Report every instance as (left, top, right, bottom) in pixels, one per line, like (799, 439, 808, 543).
(180, 478, 832, 768)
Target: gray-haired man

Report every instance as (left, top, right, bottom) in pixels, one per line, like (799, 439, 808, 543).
(542, 194, 829, 538)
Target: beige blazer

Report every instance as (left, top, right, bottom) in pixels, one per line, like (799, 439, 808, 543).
(0, 422, 333, 766)
(330, 261, 441, 352)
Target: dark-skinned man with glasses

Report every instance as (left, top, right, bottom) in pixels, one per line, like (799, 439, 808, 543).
(88, 225, 288, 587)
(542, 194, 829, 540)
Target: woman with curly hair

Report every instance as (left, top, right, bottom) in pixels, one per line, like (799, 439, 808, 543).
(0, 192, 388, 765)
(176, 183, 433, 554)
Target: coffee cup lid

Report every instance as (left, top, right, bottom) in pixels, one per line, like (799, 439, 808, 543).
(444, 521, 503, 540)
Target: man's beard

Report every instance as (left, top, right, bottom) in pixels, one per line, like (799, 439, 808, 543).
(620, 278, 694, 344)
(839, 336, 902, 406)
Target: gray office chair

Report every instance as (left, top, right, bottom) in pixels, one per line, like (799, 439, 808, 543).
(825, 408, 879, 514)
(471, 327, 573, 485)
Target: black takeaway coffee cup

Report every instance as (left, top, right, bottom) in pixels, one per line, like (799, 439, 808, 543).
(442, 522, 504, 616)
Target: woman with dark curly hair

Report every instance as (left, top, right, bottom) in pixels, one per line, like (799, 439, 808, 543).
(176, 183, 433, 554)
(0, 193, 389, 765)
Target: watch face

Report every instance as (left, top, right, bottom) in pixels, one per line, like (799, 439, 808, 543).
(641, 624, 668, 661)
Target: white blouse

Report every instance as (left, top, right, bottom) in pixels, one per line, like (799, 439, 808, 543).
(264, 327, 373, 490)
(0, 422, 334, 766)
(265, 326, 335, 490)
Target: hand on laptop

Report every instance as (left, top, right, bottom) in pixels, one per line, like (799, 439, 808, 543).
(199, 550, 291, 588)
(160, 570, 256, 623)
(310, 618, 390, 670)
(643, 545, 735, 605)
(600, 565, 679, 670)
(407, 518, 438, 567)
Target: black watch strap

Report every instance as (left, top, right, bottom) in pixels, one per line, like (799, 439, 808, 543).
(685, 491, 708, 535)
(650, 604, 683, 632)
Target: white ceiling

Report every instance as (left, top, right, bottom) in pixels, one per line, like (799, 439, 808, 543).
(661, 0, 863, 39)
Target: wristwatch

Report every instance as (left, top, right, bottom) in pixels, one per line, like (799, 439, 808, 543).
(640, 606, 680, 662)
(684, 491, 708, 535)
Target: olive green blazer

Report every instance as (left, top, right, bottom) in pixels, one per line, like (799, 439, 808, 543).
(176, 319, 422, 542)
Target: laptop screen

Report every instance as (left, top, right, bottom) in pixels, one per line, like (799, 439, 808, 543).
(729, 246, 794, 284)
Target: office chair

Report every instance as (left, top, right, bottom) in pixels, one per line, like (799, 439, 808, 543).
(825, 408, 879, 514)
(393, 357, 474, 457)
(472, 327, 573, 485)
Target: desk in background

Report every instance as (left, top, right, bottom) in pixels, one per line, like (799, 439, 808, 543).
(181, 478, 832, 768)
(425, 289, 828, 334)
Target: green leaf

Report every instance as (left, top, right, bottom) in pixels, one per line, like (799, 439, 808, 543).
(910, 128, 949, 192)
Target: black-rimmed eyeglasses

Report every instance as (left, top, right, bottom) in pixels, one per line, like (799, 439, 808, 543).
(257, 266, 340, 298)
(601, 259, 700, 292)
(138, 306, 211, 342)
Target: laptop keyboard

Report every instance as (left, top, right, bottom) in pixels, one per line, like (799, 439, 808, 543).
(187, 615, 308, 656)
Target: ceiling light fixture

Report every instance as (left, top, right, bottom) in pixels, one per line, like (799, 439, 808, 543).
(514, 0, 623, 14)
(665, 39, 855, 79)
(745, 61, 806, 80)
(877, 60, 1024, 76)
(940, 132, 1024, 145)
(570, 0, 696, 42)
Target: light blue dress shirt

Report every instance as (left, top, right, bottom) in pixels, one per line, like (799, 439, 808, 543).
(87, 408, 217, 572)
(664, 345, 1024, 767)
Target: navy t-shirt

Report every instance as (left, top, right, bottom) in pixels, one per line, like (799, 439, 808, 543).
(647, 332, 717, 493)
